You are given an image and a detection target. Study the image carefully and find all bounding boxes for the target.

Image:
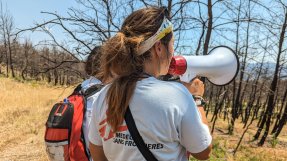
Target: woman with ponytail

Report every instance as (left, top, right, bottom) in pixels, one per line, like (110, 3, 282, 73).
(88, 6, 212, 161)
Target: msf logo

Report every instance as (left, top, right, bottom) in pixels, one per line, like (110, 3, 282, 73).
(99, 119, 128, 141)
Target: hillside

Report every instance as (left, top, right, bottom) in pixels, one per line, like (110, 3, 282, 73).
(0, 77, 286, 161)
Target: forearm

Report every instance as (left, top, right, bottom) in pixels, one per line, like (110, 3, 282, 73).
(197, 106, 208, 126)
(89, 142, 108, 161)
(188, 106, 212, 160)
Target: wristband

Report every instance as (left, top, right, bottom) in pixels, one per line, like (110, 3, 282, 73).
(193, 96, 206, 106)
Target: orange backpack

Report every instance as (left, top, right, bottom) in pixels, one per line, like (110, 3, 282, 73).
(44, 84, 103, 161)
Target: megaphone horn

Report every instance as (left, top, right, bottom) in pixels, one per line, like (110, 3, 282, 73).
(168, 46, 240, 86)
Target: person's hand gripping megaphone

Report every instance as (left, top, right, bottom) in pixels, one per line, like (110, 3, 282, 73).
(182, 78, 205, 97)
(182, 78, 208, 125)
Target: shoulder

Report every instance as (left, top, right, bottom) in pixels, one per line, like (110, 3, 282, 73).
(81, 76, 102, 93)
(88, 84, 110, 111)
(138, 77, 192, 99)
(135, 77, 195, 113)
(88, 84, 109, 102)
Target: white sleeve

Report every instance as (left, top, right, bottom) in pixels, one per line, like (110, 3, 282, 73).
(88, 98, 103, 146)
(179, 101, 212, 153)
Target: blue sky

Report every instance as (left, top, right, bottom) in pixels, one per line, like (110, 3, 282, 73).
(0, 0, 281, 64)
(2, 0, 77, 43)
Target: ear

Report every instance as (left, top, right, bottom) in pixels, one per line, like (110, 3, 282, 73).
(154, 41, 162, 57)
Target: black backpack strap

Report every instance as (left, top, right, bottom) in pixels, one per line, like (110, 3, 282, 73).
(83, 84, 104, 98)
(72, 83, 83, 95)
(124, 106, 158, 161)
(81, 126, 91, 159)
(71, 83, 104, 97)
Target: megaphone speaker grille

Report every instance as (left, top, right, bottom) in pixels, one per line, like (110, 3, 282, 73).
(168, 56, 187, 75)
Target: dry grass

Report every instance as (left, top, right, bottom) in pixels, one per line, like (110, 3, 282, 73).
(0, 77, 286, 161)
(0, 77, 74, 161)
(190, 114, 287, 161)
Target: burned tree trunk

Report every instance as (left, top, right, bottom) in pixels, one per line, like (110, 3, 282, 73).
(203, 0, 213, 56)
(256, 9, 287, 146)
(272, 84, 287, 133)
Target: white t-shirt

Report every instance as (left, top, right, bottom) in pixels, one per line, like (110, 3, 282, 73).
(81, 76, 102, 153)
(89, 77, 212, 161)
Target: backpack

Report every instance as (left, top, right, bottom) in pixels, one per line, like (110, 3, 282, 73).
(44, 83, 104, 161)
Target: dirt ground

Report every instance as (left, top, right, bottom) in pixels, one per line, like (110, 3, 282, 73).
(0, 77, 286, 161)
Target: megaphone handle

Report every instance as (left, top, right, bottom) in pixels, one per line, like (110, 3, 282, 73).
(200, 77, 206, 83)
(191, 76, 204, 83)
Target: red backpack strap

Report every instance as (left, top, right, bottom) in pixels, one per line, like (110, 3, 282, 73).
(68, 94, 89, 161)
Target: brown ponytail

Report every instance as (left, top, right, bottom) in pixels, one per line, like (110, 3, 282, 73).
(101, 7, 173, 132)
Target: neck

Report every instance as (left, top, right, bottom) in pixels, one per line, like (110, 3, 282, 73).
(143, 59, 159, 77)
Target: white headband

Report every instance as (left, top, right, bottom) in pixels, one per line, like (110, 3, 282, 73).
(137, 17, 173, 55)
